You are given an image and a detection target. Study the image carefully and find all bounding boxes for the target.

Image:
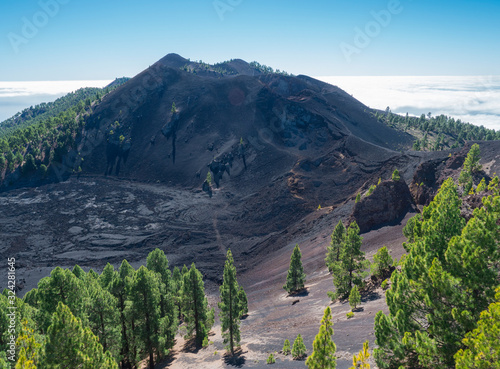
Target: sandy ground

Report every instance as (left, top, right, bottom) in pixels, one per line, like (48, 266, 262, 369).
(0, 176, 411, 369)
(153, 212, 411, 369)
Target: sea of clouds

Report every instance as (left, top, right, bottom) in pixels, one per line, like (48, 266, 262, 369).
(1, 77, 500, 131)
(0, 80, 112, 122)
(317, 76, 500, 131)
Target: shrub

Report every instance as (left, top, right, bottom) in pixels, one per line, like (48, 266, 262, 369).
(0, 154, 5, 172)
(346, 312, 354, 319)
(22, 153, 37, 173)
(488, 176, 499, 195)
(282, 339, 291, 355)
(266, 353, 276, 364)
(367, 185, 376, 196)
(355, 193, 361, 203)
(392, 169, 400, 181)
(349, 286, 361, 311)
(350, 341, 370, 369)
(476, 178, 487, 193)
(39, 164, 47, 177)
(464, 180, 473, 195)
(327, 291, 337, 302)
(202, 337, 209, 347)
(371, 246, 394, 278)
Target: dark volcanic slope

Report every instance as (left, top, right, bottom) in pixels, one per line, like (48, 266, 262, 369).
(82, 53, 413, 188)
(0, 54, 479, 284)
(1, 54, 500, 369)
(2, 54, 499, 291)
(75, 54, 421, 233)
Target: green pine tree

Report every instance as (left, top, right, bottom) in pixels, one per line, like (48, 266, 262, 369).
(374, 178, 500, 368)
(291, 334, 307, 360)
(306, 306, 336, 368)
(87, 269, 99, 282)
(181, 263, 214, 346)
(146, 249, 170, 285)
(349, 341, 370, 369)
(71, 264, 86, 280)
(131, 266, 169, 369)
(99, 263, 115, 290)
(282, 339, 291, 355)
(15, 320, 42, 369)
(487, 175, 499, 194)
(36, 267, 87, 331)
(349, 286, 361, 311)
(370, 246, 393, 278)
(325, 221, 346, 272)
(15, 349, 37, 369)
(85, 279, 121, 358)
(0, 155, 6, 173)
(283, 244, 306, 294)
(43, 302, 117, 369)
(237, 286, 248, 317)
(402, 213, 422, 245)
(109, 260, 137, 369)
(218, 250, 241, 355)
(146, 249, 178, 345)
(172, 266, 184, 322)
(266, 353, 276, 364)
(476, 177, 487, 193)
(459, 143, 481, 188)
(454, 287, 500, 369)
(330, 222, 368, 299)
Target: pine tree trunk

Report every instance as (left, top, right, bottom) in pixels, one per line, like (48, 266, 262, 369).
(119, 295, 131, 369)
(144, 293, 154, 369)
(100, 311, 107, 351)
(149, 351, 154, 369)
(193, 273, 200, 345)
(230, 287, 234, 355)
(132, 319, 137, 367)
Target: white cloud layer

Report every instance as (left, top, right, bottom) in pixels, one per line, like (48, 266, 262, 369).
(1, 78, 500, 132)
(317, 76, 500, 131)
(0, 81, 112, 98)
(0, 80, 112, 122)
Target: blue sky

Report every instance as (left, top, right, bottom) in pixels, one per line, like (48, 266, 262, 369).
(1, 0, 499, 80)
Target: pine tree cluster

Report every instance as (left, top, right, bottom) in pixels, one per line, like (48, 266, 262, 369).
(0, 248, 248, 368)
